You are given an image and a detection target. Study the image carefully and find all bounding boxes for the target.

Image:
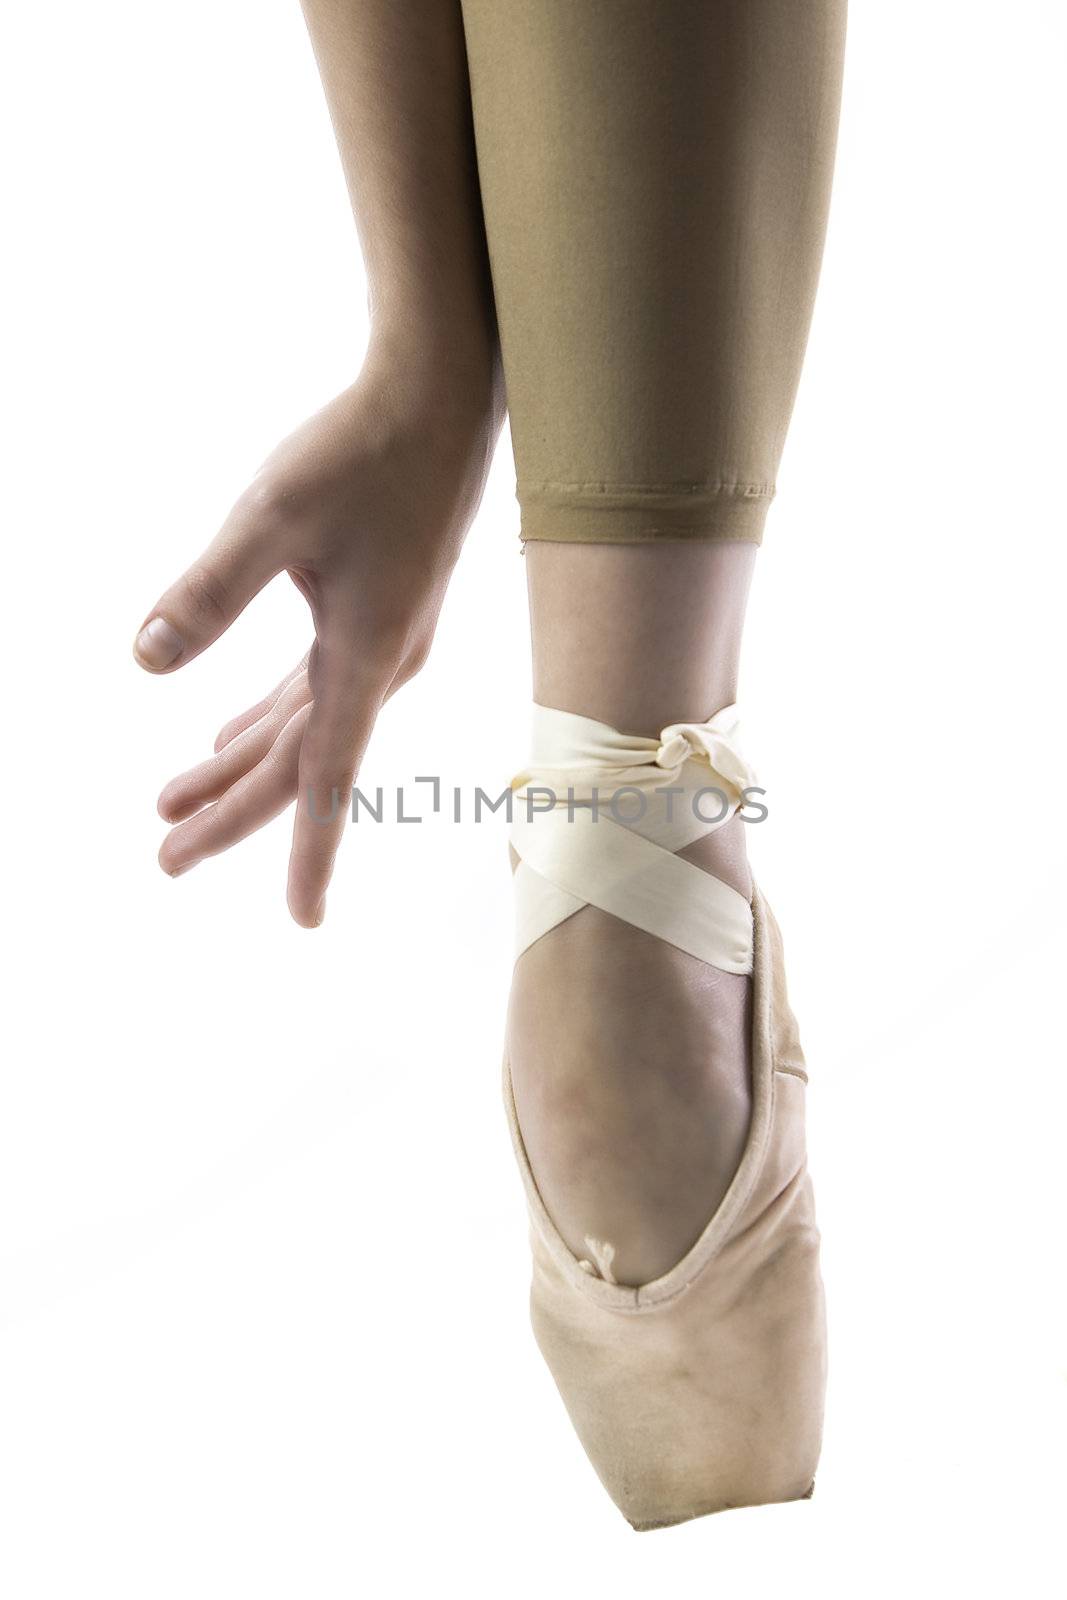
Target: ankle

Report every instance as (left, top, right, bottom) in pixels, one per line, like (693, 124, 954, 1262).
(526, 539, 756, 737)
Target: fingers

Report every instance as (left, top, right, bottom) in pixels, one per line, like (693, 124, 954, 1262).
(133, 505, 284, 675)
(214, 654, 310, 753)
(287, 643, 383, 929)
(158, 701, 311, 876)
(158, 641, 393, 923)
(159, 674, 314, 823)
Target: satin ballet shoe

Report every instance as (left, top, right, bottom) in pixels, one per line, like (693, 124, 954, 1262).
(505, 704, 825, 1529)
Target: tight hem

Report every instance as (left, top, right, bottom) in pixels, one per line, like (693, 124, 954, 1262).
(518, 486, 772, 545)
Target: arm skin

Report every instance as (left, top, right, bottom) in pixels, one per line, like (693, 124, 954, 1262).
(133, 0, 505, 927)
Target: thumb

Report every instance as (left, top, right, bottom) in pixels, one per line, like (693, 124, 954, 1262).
(133, 514, 283, 674)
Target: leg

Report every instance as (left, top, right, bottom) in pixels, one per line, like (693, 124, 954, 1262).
(462, 0, 846, 1286)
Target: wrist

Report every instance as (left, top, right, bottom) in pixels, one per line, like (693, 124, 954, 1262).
(365, 306, 503, 428)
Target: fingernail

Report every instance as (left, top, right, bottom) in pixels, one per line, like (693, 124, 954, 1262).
(314, 898, 326, 927)
(134, 617, 183, 670)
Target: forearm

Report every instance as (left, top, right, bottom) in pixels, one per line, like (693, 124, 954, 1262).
(300, 0, 503, 422)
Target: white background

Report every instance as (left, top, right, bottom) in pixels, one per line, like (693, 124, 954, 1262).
(2, 2, 1064, 1594)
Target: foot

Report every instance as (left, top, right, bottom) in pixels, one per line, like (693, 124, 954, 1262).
(507, 817, 753, 1289)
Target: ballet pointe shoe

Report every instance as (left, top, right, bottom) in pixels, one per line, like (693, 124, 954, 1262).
(505, 705, 825, 1529)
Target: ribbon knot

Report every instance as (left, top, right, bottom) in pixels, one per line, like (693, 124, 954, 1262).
(656, 727, 702, 770)
(653, 708, 757, 798)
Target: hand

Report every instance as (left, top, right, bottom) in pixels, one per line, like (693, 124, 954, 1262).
(134, 355, 501, 927)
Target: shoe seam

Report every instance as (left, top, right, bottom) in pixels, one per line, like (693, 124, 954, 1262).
(774, 1059, 808, 1083)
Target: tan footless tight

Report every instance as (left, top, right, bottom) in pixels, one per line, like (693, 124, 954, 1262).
(461, 0, 847, 547)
